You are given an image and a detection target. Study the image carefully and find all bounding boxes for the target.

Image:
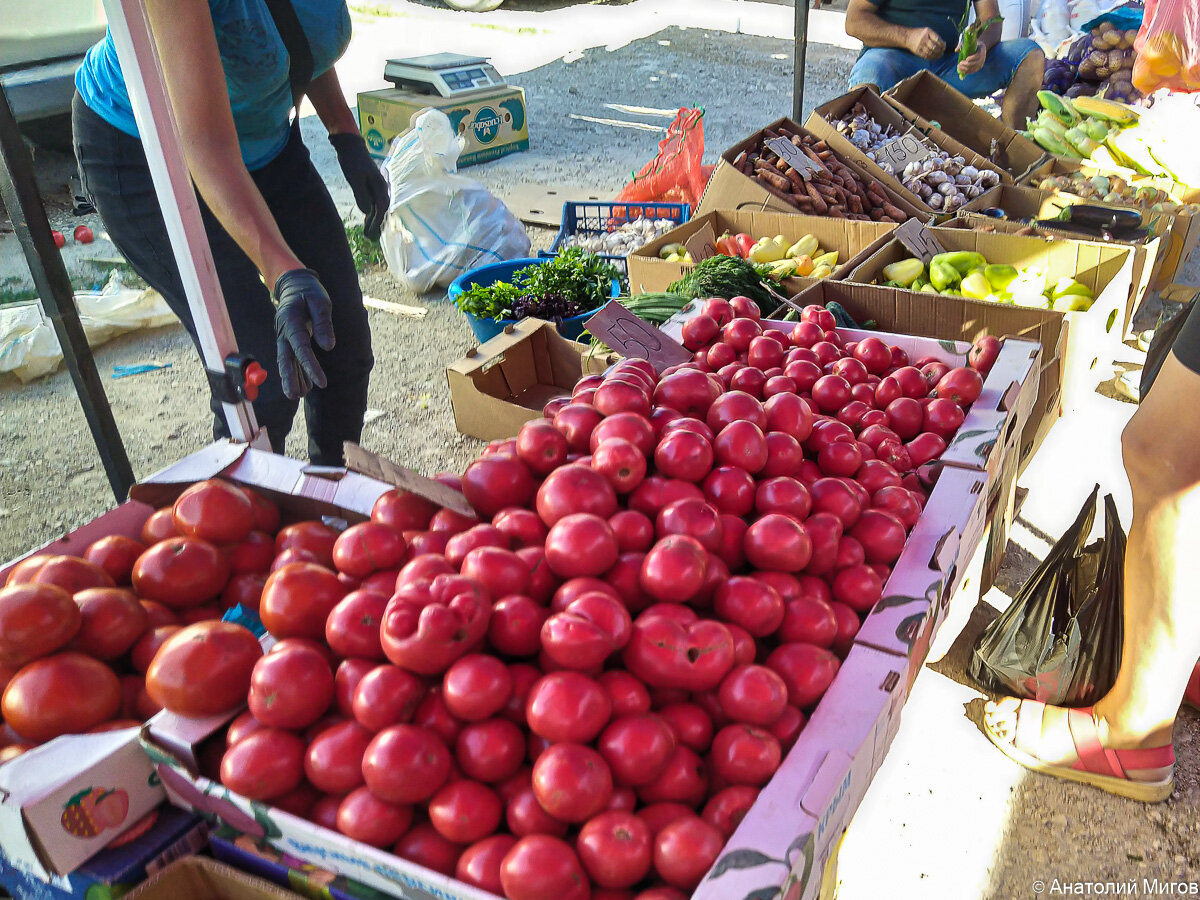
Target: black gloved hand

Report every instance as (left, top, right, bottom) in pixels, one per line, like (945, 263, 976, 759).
(330, 132, 389, 241)
(273, 268, 335, 400)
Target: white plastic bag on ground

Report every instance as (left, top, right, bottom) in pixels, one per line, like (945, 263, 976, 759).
(379, 108, 530, 295)
(0, 271, 176, 383)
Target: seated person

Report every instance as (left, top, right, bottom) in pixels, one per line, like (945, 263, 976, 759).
(845, 0, 1044, 127)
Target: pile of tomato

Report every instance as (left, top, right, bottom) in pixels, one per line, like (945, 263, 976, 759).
(0, 297, 1000, 900)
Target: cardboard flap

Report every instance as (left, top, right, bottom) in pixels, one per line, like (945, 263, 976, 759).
(129, 441, 249, 507)
(343, 443, 475, 518)
(0, 730, 138, 804)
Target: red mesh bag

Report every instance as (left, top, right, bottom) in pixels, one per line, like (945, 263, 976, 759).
(613, 108, 712, 209)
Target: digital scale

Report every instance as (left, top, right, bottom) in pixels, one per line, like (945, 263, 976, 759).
(383, 53, 505, 98)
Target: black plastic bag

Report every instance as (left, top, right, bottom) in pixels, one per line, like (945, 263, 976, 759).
(1140, 298, 1195, 399)
(968, 486, 1125, 707)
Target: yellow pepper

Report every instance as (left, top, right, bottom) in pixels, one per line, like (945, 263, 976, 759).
(748, 235, 790, 263)
(787, 234, 820, 259)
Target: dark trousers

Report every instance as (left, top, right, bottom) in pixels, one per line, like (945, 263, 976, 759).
(71, 93, 373, 465)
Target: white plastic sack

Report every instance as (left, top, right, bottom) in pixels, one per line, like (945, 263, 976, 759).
(379, 108, 531, 295)
(0, 271, 176, 383)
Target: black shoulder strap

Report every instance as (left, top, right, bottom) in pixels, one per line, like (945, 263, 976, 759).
(263, 0, 314, 105)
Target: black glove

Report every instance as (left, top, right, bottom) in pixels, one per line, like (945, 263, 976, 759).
(273, 268, 335, 400)
(330, 132, 389, 240)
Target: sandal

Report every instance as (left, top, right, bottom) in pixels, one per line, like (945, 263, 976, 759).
(1186, 662, 1200, 712)
(983, 699, 1175, 802)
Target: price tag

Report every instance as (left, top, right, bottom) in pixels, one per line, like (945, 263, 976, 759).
(682, 221, 717, 263)
(874, 131, 934, 174)
(343, 443, 476, 518)
(585, 301, 693, 372)
(764, 137, 824, 181)
(892, 219, 946, 264)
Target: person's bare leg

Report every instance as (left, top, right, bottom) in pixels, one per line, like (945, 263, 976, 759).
(986, 353, 1200, 781)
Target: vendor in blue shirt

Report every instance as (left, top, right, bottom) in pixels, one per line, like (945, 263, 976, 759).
(73, 0, 387, 466)
(846, 0, 1044, 128)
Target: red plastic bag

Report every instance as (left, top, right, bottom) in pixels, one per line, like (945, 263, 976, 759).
(613, 108, 713, 209)
(1133, 0, 1200, 94)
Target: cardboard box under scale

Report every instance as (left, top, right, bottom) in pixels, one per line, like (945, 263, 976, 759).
(122, 856, 301, 900)
(883, 71, 1048, 181)
(357, 85, 528, 167)
(805, 86, 1012, 219)
(695, 117, 927, 222)
(625, 210, 896, 295)
(840, 225, 1136, 464)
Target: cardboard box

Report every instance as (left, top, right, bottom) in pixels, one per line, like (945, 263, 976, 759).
(805, 86, 1012, 218)
(0, 806, 206, 900)
(840, 227, 1136, 463)
(0, 729, 165, 879)
(883, 71, 1047, 181)
(357, 85, 528, 167)
(446, 318, 616, 442)
(625, 210, 896, 294)
(695, 117, 927, 222)
(210, 828, 384, 900)
(123, 856, 301, 900)
(1020, 158, 1200, 290)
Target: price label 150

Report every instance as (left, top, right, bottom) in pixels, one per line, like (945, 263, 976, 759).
(875, 132, 934, 173)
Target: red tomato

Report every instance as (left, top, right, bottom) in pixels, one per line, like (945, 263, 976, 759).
(623, 614, 733, 692)
(656, 703, 714, 753)
(542, 592, 632, 671)
(428, 779, 503, 844)
(577, 811, 653, 890)
(969, 335, 1001, 375)
(702, 785, 759, 838)
(590, 413, 656, 457)
(259, 562, 346, 640)
(517, 419, 570, 475)
(363, 724, 452, 803)
(640, 536, 709, 604)
(653, 815, 724, 891)
(129, 625, 180, 674)
(31, 555, 115, 594)
(592, 439, 648, 494)
(324, 589, 387, 660)
(171, 479, 253, 544)
(779, 593, 838, 647)
(717, 664, 788, 727)
(537, 465, 618, 526)
(487, 595, 547, 658)
(236, 487, 280, 534)
(936, 366, 984, 407)
(768, 704, 807, 750)
(331, 522, 406, 578)
(766, 643, 840, 709)
(500, 835, 591, 900)
(831, 564, 885, 613)
(456, 717, 525, 783)
(333, 656, 375, 717)
(74, 224, 94, 243)
(743, 514, 812, 573)
(457, 834, 519, 894)
(507, 784, 570, 837)
(713, 577, 784, 638)
(0, 583, 81, 666)
(635, 745, 709, 807)
(554, 403, 605, 453)
(304, 720, 373, 794)
(68, 587, 148, 660)
(394, 822, 464, 876)
(83, 535, 146, 585)
(637, 802, 695, 839)
(351, 664, 425, 732)
(850, 509, 907, 564)
(493, 508, 549, 549)
(532, 742, 613, 823)
(526, 671, 611, 743)
(463, 455, 537, 519)
(220, 728, 305, 800)
(139, 508, 179, 545)
(51, 229, 65, 248)
(2, 652, 121, 741)
(445, 525, 509, 568)
(336, 787, 412, 848)
(653, 430, 713, 484)
(247, 643, 334, 730)
(597, 714, 676, 787)
(443, 654, 512, 722)
(710, 724, 782, 787)
(413, 687, 465, 747)
(132, 538, 229, 608)
(372, 488, 437, 533)
(275, 521, 339, 568)
(593, 378, 651, 418)
(145, 621, 262, 717)
(653, 369, 722, 419)
(544, 514, 619, 580)
(225, 710, 263, 747)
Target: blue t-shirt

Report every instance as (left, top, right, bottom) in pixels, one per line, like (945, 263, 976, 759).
(76, 0, 351, 170)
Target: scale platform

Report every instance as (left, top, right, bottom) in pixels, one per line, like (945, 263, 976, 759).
(383, 53, 505, 98)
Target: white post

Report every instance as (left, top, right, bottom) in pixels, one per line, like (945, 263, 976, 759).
(101, 0, 266, 447)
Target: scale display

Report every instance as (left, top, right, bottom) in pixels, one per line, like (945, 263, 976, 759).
(384, 53, 505, 97)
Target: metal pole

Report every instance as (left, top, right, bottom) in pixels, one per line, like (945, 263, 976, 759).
(0, 86, 135, 503)
(101, 0, 266, 447)
(794, 0, 810, 122)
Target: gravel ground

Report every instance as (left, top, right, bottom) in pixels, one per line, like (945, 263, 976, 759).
(2, 11, 1198, 899)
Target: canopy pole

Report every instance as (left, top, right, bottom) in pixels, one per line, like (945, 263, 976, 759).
(794, 0, 811, 122)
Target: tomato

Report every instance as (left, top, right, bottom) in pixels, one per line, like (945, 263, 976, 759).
(652, 429, 713, 484)
(537, 465, 618, 527)
(145, 621, 262, 717)
(767, 704, 807, 750)
(350, 664, 424, 733)
(779, 592, 838, 647)
(526, 671, 612, 743)
(597, 714, 676, 787)
(140, 508, 180, 544)
(259, 562, 345, 640)
(850, 508, 907, 564)
(483, 595, 542, 658)
(336, 786, 413, 848)
(462, 455, 537, 520)
(702, 785, 759, 839)
(717, 664, 788, 727)
(457, 834, 519, 894)
(84, 535, 146, 585)
(428, 779, 503, 844)
(247, 643, 333, 730)
(330, 522, 405, 578)
(713, 577, 784, 638)
(0, 583, 81, 666)
(2, 652, 121, 741)
(382, 574, 491, 675)
(500, 835, 591, 900)
(742, 514, 811, 573)
(653, 815, 724, 891)
(445, 525, 509, 568)
(515, 419, 570, 476)
(624, 614, 733, 692)
(578, 811, 653, 890)
(220, 728, 305, 800)
(640, 535, 709, 604)
(969, 335, 1001, 375)
(395, 822, 464, 876)
(766, 643, 840, 709)
(754, 476, 813, 520)
(507, 785, 569, 837)
(700, 466, 755, 518)
(361, 723, 452, 804)
(728, 366, 766, 399)
(592, 439, 648, 495)
(653, 369, 722, 418)
(371, 489, 436, 535)
(171, 479, 253, 544)
(542, 514, 618, 581)
(532, 743, 613, 823)
(596, 670, 651, 718)
(275, 521, 339, 568)
(593, 378, 651, 418)
(456, 717, 524, 783)
(936, 366, 984, 407)
(831, 564, 885, 613)
(322, 589, 386, 660)
(554, 403, 605, 453)
(542, 592, 632, 671)
(710, 724, 782, 787)
(413, 687, 465, 748)
(128, 624, 179, 674)
(132, 538, 229, 609)
(31, 555, 115, 594)
(68, 587, 148, 660)
(304, 720, 373, 794)
(440, 654, 512, 722)
(681, 313, 720, 351)
(493, 508, 549, 550)
(308, 794, 342, 831)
